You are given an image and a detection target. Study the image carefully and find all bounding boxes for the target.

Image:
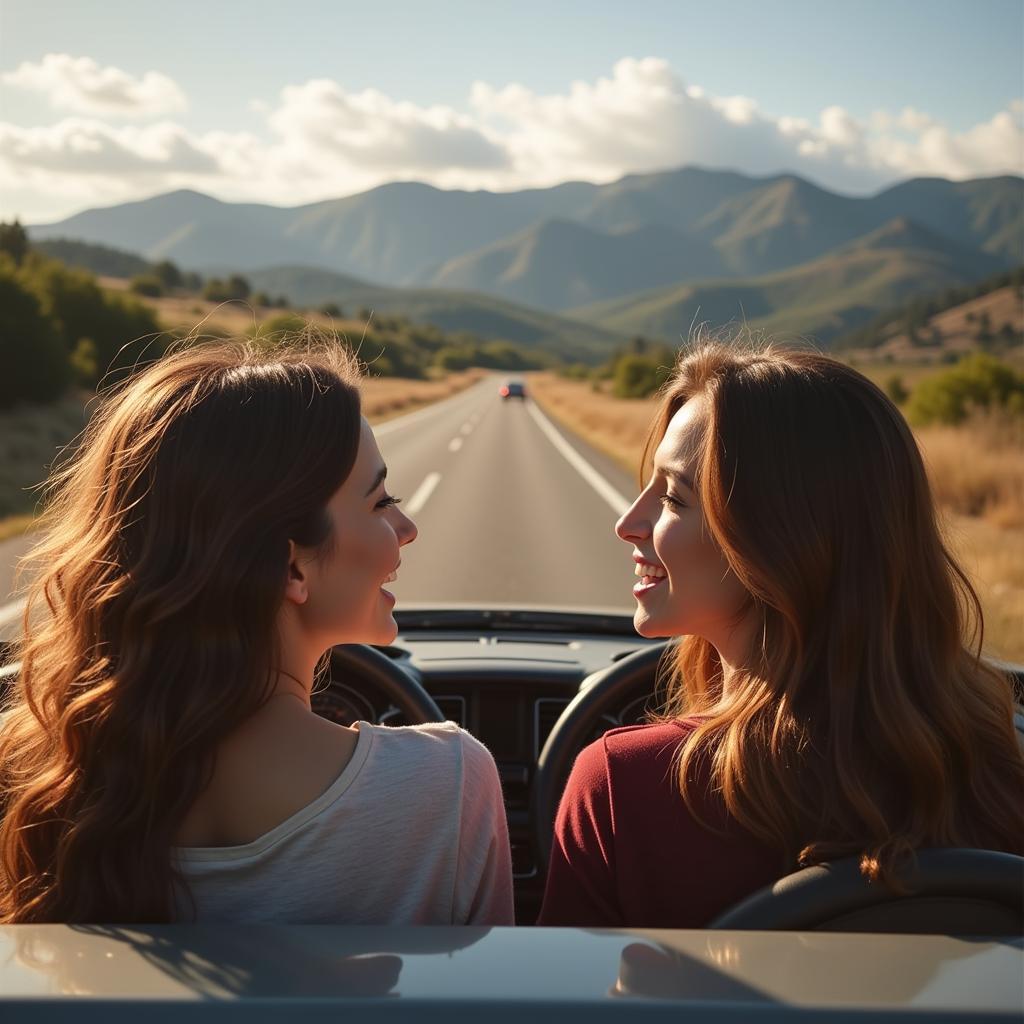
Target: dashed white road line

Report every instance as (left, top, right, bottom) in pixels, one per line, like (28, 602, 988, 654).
(526, 401, 631, 517)
(405, 472, 442, 517)
(448, 437, 464, 453)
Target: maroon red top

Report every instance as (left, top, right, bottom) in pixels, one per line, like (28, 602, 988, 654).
(538, 720, 787, 927)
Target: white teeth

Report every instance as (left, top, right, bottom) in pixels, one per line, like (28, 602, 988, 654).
(634, 562, 666, 579)
(384, 571, 398, 584)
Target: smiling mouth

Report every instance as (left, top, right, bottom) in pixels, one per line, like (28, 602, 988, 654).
(633, 559, 667, 596)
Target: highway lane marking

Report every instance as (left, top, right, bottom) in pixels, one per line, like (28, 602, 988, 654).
(448, 437, 463, 453)
(526, 401, 631, 517)
(0, 597, 26, 629)
(405, 472, 442, 516)
(460, 422, 473, 435)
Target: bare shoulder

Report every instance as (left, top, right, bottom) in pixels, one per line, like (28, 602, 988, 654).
(177, 703, 361, 848)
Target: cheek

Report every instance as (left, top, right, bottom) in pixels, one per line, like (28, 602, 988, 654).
(311, 521, 398, 620)
(331, 521, 396, 588)
(654, 515, 739, 612)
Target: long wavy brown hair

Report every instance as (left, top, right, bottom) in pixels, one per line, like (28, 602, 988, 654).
(647, 342, 1024, 884)
(0, 339, 362, 923)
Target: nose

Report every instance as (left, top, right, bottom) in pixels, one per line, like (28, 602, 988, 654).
(615, 494, 650, 544)
(396, 507, 418, 547)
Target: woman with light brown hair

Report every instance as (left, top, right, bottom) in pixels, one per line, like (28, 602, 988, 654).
(0, 340, 513, 925)
(539, 341, 1024, 927)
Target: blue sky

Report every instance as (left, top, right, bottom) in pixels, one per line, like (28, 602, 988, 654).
(1, 0, 1022, 221)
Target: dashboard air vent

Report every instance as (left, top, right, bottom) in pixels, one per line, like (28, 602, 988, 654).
(534, 698, 571, 760)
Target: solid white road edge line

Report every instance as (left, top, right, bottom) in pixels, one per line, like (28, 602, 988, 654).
(0, 597, 26, 629)
(525, 400, 631, 517)
(405, 472, 442, 517)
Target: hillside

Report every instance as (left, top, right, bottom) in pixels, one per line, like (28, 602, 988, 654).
(834, 264, 1024, 363)
(222, 266, 625, 360)
(413, 218, 725, 311)
(568, 218, 1008, 344)
(29, 169, 1021, 303)
(33, 238, 151, 278)
(693, 175, 870, 275)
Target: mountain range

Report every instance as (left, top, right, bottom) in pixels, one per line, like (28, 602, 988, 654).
(28, 165, 1022, 352)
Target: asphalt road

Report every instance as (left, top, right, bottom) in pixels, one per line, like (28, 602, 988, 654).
(0, 377, 642, 643)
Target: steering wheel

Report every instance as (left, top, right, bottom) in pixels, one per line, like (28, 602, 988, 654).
(531, 642, 671, 874)
(316, 644, 445, 725)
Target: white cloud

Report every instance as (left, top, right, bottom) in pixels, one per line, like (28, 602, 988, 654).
(0, 119, 220, 176)
(1, 54, 1021, 222)
(2, 54, 186, 117)
(266, 79, 508, 173)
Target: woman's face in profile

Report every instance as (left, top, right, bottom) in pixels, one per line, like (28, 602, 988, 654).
(615, 397, 749, 644)
(294, 418, 418, 646)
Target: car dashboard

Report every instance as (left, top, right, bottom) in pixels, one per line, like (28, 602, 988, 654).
(317, 606, 663, 921)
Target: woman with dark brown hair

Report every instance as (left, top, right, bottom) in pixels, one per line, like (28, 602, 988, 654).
(539, 341, 1023, 927)
(0, 340, 513, 925)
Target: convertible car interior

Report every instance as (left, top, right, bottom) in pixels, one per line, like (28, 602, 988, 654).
(0, 605, 1022, 1020)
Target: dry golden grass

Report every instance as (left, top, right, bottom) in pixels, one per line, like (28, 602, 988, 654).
(360, 370, 483, 422)
(940, 512, 1024, 663)
(99, 276, 355, 338)
(916, 412, 1024, 529)
(528, 372, 1024, 661)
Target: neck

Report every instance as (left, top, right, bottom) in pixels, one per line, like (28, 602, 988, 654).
(271, 611, 327, 710)
(269, 669, 313, 710)
(712, 611, 760, 702)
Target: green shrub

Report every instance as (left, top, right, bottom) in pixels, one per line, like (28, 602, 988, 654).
(153, 260, 183, 290)
(252, 313, 309, 338)
(884, 374, 909, 406)
(203, 276, 249, 303)
(17, 254, 163, 383)
(130, 274, 163, 297)
(69, 338, 99, 388)
(906, 353, 1024, 426)
(0, 220, 29, 266)
(612, 355, 668, 399)
(0, 266, 71, 407)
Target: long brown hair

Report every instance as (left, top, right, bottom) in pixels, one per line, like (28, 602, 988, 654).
(0, 339, 362, 922)
(647, 341, 1024, 883)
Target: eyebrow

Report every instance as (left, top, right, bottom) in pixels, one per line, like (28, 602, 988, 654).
(364, 465, 388, 497)
(658, 465, 695, 491)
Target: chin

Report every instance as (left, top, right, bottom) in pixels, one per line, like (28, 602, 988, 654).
(633, 610, 672, 640)
(366, 615, 399, 646)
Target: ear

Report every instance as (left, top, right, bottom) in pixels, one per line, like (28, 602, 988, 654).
(283, 539, 310, 606)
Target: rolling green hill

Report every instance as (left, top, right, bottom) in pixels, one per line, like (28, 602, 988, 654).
(569, 218, 1008, 345)
(414, 218, 725, 311)
(33, 238, 151, 278)
(244, 265, 624, 360)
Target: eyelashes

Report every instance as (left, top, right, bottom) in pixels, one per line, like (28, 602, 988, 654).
(376, 494, 403, 510)
(659, 494, 687, 510)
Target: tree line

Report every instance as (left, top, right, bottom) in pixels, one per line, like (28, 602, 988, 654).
(0, 222, 163, 408)
(0, 221, 553, 409)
